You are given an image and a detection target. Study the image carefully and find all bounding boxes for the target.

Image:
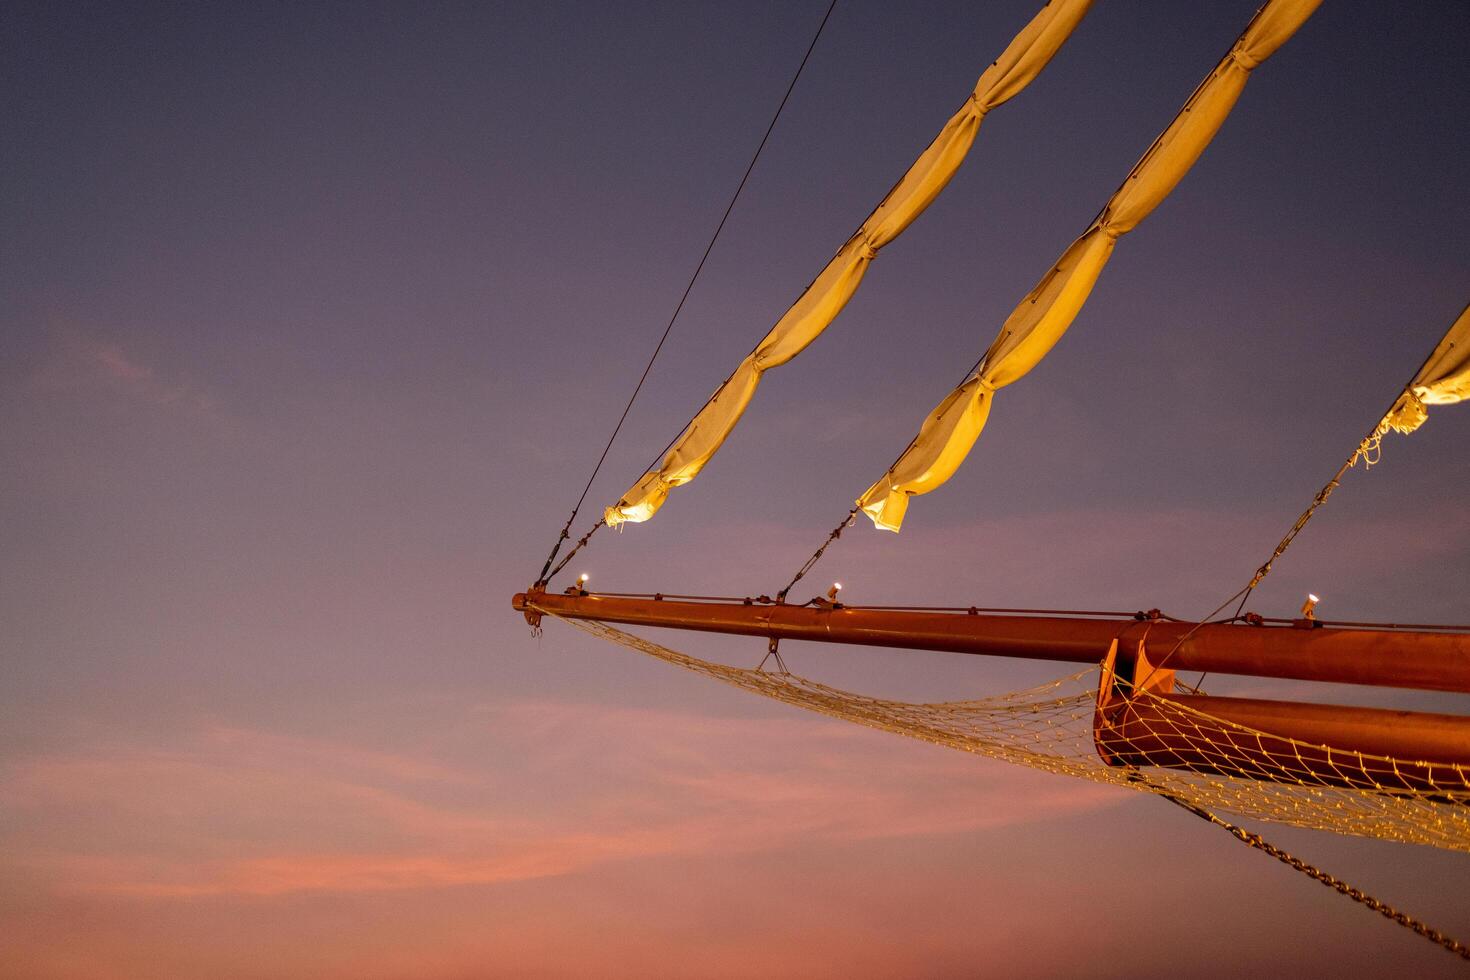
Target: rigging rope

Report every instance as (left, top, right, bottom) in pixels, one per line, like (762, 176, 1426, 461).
(1226, 385, 1425, 611)
(777, 507, 857, 602)
(1143, 332, 1452, 686)
(774, 346, 983, 592)
(533, 0, 840, 587)
(543, 518, 606, 588)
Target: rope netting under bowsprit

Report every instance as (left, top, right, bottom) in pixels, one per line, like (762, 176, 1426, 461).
(544, 612, 1470, 852)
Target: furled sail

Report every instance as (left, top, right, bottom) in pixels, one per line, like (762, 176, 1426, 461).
(857, 0, 1322, 531)
(604, 0, 1095, 528)
(1378, 303, 1470, 435)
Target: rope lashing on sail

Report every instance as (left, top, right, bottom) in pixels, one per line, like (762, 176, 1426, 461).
(1376, 302, 1470, 437)
(600, 0, 1095, 531)
(531, 0, 840, 587)
(854, 0, 1323, 533)
(1155, 793, 1470, 961)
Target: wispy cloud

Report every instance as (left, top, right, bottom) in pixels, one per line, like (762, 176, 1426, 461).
(31, 331, 219, 419)
(1, 699, 1119, 900)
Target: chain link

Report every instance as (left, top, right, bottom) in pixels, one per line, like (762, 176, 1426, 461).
(1233, 826, 1470, 958)
(1161, 794, 1470, 960)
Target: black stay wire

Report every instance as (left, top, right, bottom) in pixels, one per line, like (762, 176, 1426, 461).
(534, 0, 841, 588)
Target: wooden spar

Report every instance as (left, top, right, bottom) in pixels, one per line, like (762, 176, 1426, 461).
(1097, 693, 1470, 793)
(515, 590, 1470, 787)
(513, 590, 1470, 694)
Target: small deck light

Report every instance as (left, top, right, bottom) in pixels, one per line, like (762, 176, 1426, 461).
(1301, 593, 1319, 621)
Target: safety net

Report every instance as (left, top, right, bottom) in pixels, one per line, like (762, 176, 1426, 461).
(544, 610, 1470, 853)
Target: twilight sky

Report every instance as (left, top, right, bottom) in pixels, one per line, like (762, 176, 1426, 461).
(3, 1, 1469, 977)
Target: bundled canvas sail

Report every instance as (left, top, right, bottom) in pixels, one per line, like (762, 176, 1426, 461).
(604, 0, 1094, 528)
(1379, 303, 1470, 435)
(857, 0, 1322, 530)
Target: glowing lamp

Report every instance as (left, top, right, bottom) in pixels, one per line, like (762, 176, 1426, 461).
(1301, 593, 1320, 621)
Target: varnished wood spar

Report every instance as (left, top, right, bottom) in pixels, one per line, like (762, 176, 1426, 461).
(1099, 694, 1470, 792)
(512, 590, 1470, 694)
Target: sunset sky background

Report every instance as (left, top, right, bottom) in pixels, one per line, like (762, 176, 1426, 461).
(4, 1, 1469, 976)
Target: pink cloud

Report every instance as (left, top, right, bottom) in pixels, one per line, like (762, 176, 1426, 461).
(86, 341, 154, 384)
(1, 699, 1120, 901)
(30, 331, 219, 418)
(4, 702, 1454, 980)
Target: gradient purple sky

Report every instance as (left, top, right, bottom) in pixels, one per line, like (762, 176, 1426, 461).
(3, 1, 1469, 977)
